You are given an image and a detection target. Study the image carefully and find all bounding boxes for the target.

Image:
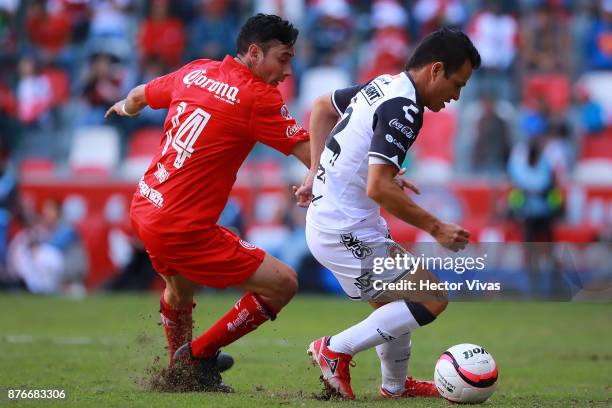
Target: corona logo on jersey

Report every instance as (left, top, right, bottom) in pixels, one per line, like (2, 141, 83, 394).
(182, 69, 239, 104)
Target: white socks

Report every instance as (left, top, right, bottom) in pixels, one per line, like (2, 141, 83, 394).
(376, 333, 412, 394)
(328, 300, 421, 355)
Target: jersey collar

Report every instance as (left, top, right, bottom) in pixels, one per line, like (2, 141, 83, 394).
(222, 55, 253, 77)
(403, 71, 424, 108)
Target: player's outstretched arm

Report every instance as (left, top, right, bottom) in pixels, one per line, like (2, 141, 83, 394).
(104, 84, 148, 118)
(367, 163, 470, 252)
(293, 94, 339, 208)
(308, 94, 340, 174)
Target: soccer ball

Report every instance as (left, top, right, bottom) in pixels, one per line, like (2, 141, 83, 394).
(433, 343, 498, 404)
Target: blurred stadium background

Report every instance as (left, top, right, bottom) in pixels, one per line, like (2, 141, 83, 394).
(0, 0, 610, 297)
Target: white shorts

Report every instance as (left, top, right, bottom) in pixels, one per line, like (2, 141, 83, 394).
(306, 217, 418, 300)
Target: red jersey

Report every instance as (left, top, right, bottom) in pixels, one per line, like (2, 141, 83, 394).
(130, 55, 309, 236)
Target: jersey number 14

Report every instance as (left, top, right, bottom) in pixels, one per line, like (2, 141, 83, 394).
(163, 102, 211, 169)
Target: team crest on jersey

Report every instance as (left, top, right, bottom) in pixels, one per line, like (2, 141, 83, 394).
(280, 104, 292, 120)
(239, 239, 256, 250)
(340, 233, 373, 259)
(154, 162, 169, 183)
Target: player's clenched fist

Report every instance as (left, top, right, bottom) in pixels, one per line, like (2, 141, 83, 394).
(431, 222, 470, 252)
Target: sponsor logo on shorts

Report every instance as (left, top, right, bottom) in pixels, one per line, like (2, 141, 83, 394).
(239, 239, 256, 250)
(139, 177, 163, 208)
(354, 271, 374, 291)
(285, 123, 303, 138)
(340, 233, 373, 259)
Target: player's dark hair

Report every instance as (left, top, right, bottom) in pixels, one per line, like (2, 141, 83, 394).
(406, 27, 481, 76)
(236, 14, 298, 55)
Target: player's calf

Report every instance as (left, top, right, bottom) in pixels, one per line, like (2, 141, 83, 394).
(188, 254, 298, 362)
(159, 274, 198, 367)
(160, 289, 195, 366)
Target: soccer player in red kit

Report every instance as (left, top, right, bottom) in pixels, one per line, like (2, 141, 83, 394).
(105, 14, 310, 391)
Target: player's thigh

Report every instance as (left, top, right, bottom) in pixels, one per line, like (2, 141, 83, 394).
(237, 252, 297, 299)
(306, 223, 386, 300)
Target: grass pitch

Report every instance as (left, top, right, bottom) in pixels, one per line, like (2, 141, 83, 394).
(0, 293, 610, 407)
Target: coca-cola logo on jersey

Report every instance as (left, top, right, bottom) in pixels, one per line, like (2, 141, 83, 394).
(286, 123, 302, 138)
(183, 70, 239, 104)
(388, 118, 414, 139)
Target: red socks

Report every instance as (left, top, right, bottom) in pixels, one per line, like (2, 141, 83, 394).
(159, 290, 194, 366)
(191, 292, 277, 359)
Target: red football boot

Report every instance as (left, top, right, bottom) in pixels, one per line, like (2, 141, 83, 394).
(307, 336, 356, 400)
(380, 376, 440, 398)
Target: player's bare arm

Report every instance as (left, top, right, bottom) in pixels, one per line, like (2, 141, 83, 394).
(294, 93, 340, 207)
(104, 84, 148, 118)
(366, 163, 469, 252)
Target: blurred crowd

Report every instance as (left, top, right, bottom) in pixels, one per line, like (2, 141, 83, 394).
(0, 0, 611, 295)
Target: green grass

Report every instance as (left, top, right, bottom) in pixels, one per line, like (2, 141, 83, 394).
(0, 294, 610, 407)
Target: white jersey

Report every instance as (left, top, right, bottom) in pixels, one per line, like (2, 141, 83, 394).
(306, 72, 424, 233)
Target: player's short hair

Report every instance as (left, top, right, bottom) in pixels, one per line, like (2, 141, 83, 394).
(236, 14, 298, 55)
(406, 27, 481, 76)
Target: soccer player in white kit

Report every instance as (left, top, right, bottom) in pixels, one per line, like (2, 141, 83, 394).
(295, 28, 481, 399)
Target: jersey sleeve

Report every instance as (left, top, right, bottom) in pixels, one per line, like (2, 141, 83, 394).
(145, 60, 210, 109)
(251, 89, 309, 156)
(144, 71, 178, 110)
(368, 97, 421, 170)
(331, 84, 364, 115)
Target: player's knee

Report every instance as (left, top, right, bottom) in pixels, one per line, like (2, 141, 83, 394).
(282, 267, 299, 297)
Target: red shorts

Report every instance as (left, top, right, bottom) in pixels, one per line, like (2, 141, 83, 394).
(132, 222, 265, 288)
